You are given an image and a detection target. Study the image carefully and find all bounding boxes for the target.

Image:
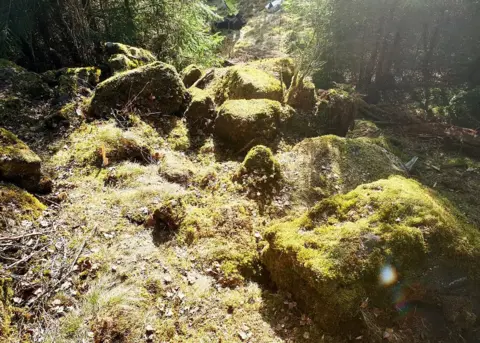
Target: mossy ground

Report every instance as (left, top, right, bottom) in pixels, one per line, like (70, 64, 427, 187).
(0, 183, 46, 229)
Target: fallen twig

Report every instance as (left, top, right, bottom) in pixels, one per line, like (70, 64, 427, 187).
(0, 231, 54, 242)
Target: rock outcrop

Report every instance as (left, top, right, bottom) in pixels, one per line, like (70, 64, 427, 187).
(0, 183, 46, 228)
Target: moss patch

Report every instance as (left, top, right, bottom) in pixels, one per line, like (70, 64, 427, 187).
(247, 57, 295, 88)
(0, 183, 46, 228)
(0, 128, 42, 191)
(263, 176, 480, 331)
(51, 121, 160, 168)
(213, 66, 283, 104)
(234, 145, 282, 198)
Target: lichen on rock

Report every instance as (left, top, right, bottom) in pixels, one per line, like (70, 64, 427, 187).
(214, 99, 282, 150)
(87, 62, 189, 118)
(262, 176, 480, 332)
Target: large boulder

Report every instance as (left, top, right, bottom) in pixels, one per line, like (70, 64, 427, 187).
(0, 128, 43, 192)
(263, 176, 480, 334)
(88, 62, 189, 118)
(214, 99, 282, 149)
(279, 135, 405, 204)
(0, 59, 26, 83)
(184, 87, 216, 132)
(181, 64, 202, 88)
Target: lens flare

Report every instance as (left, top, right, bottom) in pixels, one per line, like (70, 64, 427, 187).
(379, 264, 397, 286)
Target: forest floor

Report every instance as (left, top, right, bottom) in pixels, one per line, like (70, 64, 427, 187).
(2, 5, 480, 343)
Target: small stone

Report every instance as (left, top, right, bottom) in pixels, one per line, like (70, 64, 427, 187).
(52, 299, 62, 306)
(303, 331, 310, 339)
(163, 274, 172, 284)
(238, 331, 248, 341)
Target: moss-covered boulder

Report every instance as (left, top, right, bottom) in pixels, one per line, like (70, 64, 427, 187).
(184, 87, 216, 132)
(214, 66, 283, 104)
(0, 183, 46, 229)
(247, 57, 295, 88)
(214, 99, 282, 149)
(12, 71, 52, 100)
(284, 78, 317, 113)
(181, 64, 202, 88)
(234, 145, 282, 196)
(315, 89, 358, 137)
(51, 121, 159, 168)
(0, 128, 43, 191)
(280, 135, 405, 204)
(88, 62, 189, 118)
(52, 67, 101, 98)
(262, 176, 480, 332)
(158, 151, 195, 184)
(0, 59, 26, 82)
(104, 42, 157, 73)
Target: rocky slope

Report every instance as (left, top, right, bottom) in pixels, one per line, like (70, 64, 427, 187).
(1, 39, 480, 343)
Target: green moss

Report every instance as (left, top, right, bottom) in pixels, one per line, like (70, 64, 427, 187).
(247, 57, 295, 88)
(235, 145, 282, 197)
(0, 277, 14, 339)
(214, 99, 282, 149)
(108, 54, 139, 73)
(0, 183, 46, 228)
(214, 66, 283, 104)
(167, 120, 191, 151)
(0, 128, 42, 190)
(51, 121, 160, 168)
(263, 176, 480, 331)
(105, 42, 156, 63)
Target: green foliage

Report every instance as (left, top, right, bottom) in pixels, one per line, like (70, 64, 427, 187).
(0, 0, 223, 70)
